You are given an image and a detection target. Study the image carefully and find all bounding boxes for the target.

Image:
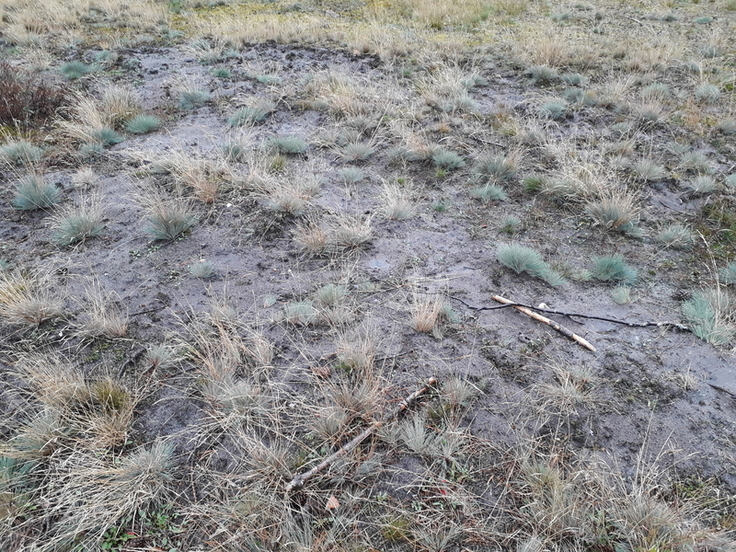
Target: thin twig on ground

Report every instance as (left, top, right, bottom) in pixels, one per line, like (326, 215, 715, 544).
(285, 377, 438, 493)
(490, 294, 597, 352)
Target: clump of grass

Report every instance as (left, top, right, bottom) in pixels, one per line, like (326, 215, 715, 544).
(630, 160, 667, 182)
(342, 141, 376, 162)
(42, 441, 174, 550)
(585, 191, 640, 235)
(726, 175, 736, 191)
(76, 281, 128, 339)
(719, 262, 736, 285)
(641, 83, 671, 101)
(212, 67, 231, 79)
(611, 286, 632, 304)
(328, 214, 373, 253)
(380, 182, 415, 220)
(694, 83, 720, 103)
(410, 295, 448, 337)
(497, 244, 566, 286)
(11, 174, 61, 210)
(125, 114, 161, 134)
(432, 148, 465, 170)
(717, 118, 736, 135)
(682, 289, 735, 345)
(60, 60, 95, 80)
(539, 101, 567, 119)
(77, 143, 104, 161)
(472, 153, 519, 183)
(178, 89, 211, 110)
(527, 65, 560, 86)
(89, 127, 125, 146)
(523, 174, 548, 193)
(228, 100, 276, 126)
(679, 151, 712, 174)
(50, 195, 104, 246)
(143, 199, 198, 241)
(499, 216, 521, 235)
(657, 223, 695, 249)
(470, 184, 507, 203)
(0, 270, 65, 327)
(190, 260, 216, 279)
(283, 301, 318, 326)
(0, 139, 42, 166)
(339, 167, 366, 185)
(686, 175, 718, 196)
(591, 255, 638, 285)
(222, 141, 247, 162)
(267, 136, 308, 155)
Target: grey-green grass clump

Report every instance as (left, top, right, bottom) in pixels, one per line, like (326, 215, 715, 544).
(60, 61, 95, 80)
(343, 142, 375, 162)
(0, 140, 42, 166)
(526, 65, 559, 86)
(52, 209, 104, 246)
(189, 260, 215, 279)
(657, 223, 695, 249)
(125, 114, 161, 134)
(630, 160, 667, 182)
(228, 101, 275, 126)
(89, 127, 125, 146)
(539, 101, 567, 119)
(590, 255, 637, 285)
(339, 167, 366, 185)
(472, 154, 517, 183)
(179, 90, 211, 110)
(145, 201, 198, 241)
(694, 83, 720, 103)
(470, 184, 507, 203)
(283, 301, 318, 325)
(222, 142, 247, 162)
(686, 175, 718, 196)
(682, 289, 735, 345)
(432, 149, 465, 170)
(497, 244, 566, 286)
(267, 136, 308, 155)
(718, 118, 736, 135)
(12, 175, 61, 210)
(78, 142, 105, 160)
(720, 262, 736, 285)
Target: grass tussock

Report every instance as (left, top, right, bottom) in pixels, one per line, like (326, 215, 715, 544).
(0, 269, 64, 327)
(682, 288, 735, 346)
(497, 244, 566, 286)
(50, 194, 104, 246)
(11, 174, 61, 211)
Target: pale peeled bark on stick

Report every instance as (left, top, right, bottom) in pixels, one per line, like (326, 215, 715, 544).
(491, 295, 596, 352)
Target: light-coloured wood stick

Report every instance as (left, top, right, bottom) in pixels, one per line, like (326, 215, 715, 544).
(285, 377, 438, 493)
(491, 295, 596, 352)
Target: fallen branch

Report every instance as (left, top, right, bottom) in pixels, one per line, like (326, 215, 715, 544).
(285, 377, 437, 493)
(451, 295, 690, 331)
(491, 295, 597, 352)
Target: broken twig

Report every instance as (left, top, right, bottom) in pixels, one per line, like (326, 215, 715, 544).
(451, 295, 690, 331)
(285, 377, 437, 493)
(491, 295, 596, 352)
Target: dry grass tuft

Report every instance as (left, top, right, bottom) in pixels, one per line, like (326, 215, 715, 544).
(0, 269, 64, 327)
(75, 279, 128, 339)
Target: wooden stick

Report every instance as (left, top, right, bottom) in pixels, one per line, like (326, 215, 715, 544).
(285, 377, 437, 493)
(451, 295, 689, 331)
(491, 295, 596, 352)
